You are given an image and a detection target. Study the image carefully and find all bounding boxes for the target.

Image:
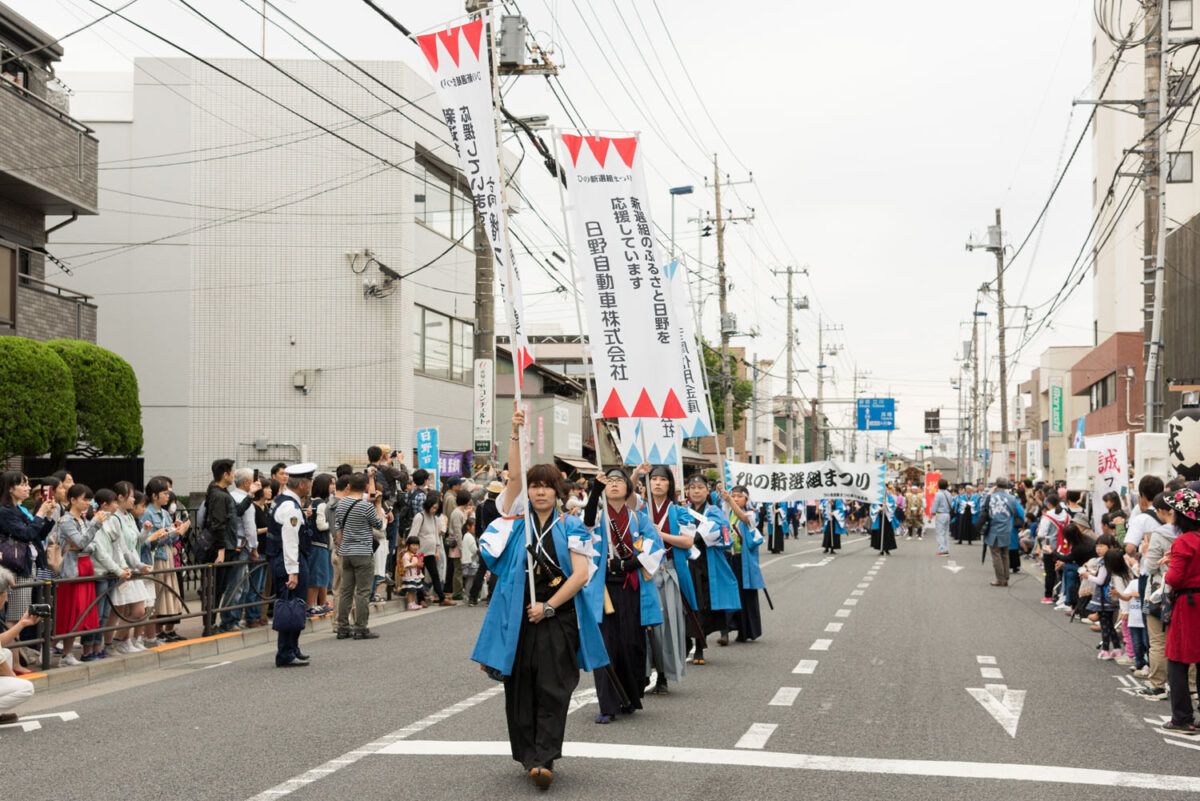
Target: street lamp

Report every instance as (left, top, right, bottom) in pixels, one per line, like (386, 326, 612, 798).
(669, 185, 694, 258)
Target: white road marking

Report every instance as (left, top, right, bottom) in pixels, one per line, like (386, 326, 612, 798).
(567, 688, 598, 715)
(793, 659, 818, 674)
(851, 590, 864, 596)
(976, 656, 997, 665)
(735, 723, 778, 749)
(769, 687, 802, 706)
(810, 639, 832, 651)
(966, 684, 1026, 738)
(11, 711, 79, 722)
(793, 556, 835, 569)
(244, 685, 504, 801)
(857, 583, 870, 588)
(980, 667, 1004, 680)
(844, 599, 859, 606)
(0, 719, 42, 732)
(834, 609, 852, 618)
(1165, 738, 1200, 752)
(825, 623, 843, 633)
(943, 560, 965, 573)
(376, 741, 1200, 791)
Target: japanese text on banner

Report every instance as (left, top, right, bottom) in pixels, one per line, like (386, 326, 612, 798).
(416, 17, 534, 384)
(723, 461, 887, 505)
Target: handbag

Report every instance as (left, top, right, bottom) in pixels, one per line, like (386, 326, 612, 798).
(272, 595, 307, 633)
(0, 534, 30, 577)
(44, 532, 63, 574)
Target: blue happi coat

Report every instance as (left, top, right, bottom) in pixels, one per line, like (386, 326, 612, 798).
(734, 509, 765, 591)
(627, 506, 667, 626)
(870, 494, 901, 530)
(471, 510, 609, 675)
(642, 501, 700, 611)
(821, 499, 846, 534)
(688, 502, 741, 611)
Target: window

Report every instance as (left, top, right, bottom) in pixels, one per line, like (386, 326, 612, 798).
(1171, 0, 1193, 30)
(412, 306, 473, 383)
(0, 49, 27, 89)
(1169, 151, 1194, 183)
(414, 158, 475, 243)
(1089, 373, 1118, 412)
(0, 242, 15, 329)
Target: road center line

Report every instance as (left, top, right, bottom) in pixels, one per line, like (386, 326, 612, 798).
(825, 622, 843, 633)
(735, 723, 779, 749)
(834, 609, 852, 618)
(793, 659, 819, 674)
(857, 583, 870, 588)
(244, 686, 504, 801)
(976, 656, 997, 665)
(810, 639, 832, 651)
(850, 590, 864, 596)
(375, 741, 1200, 792)
(769, 687, 802, 707)
(844, 599, 859, 606)
(980, 667, 1004, 680)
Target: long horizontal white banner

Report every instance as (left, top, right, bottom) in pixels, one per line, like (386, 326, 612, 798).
(723, 461, 887, 505)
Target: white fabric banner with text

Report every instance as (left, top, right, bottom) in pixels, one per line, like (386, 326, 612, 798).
(723, 461, 887, 505)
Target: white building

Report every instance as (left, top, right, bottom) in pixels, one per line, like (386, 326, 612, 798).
(1091, 2, 1200, 339)
(48, 58, 494, 492)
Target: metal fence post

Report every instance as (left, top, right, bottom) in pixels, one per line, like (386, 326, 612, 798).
(41, 580, 54, 671)
(202, 564, 215, 637)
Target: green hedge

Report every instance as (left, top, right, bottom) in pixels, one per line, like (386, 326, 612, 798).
(0, 338, 77, 459)
(47, 339, 143, 457)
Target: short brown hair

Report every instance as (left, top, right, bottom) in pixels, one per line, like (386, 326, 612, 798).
(526, 463, 567, 502)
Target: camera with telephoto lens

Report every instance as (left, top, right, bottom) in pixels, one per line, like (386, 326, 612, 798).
(28, 603, 51, 618)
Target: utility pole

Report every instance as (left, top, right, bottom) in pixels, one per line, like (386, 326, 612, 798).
(750, 351, 759, 464)
(772, 265, 808, 463)
(706, 154, 753, 461)
(966, 210, 1009, 449)
(850, 365, 870, 461)
(1145, 0, 1168, 432)
(814, 317, 842, 461)
(970, 306, 980, 484)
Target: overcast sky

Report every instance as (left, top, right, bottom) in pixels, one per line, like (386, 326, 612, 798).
(14, 0, 1096, 455)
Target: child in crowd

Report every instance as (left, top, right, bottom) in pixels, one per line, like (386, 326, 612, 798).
(1083, 542, 1130, 660)
(460, 518, 478, 593)
(400, 536, 424, 611)
(1111, 550, 1149, 672)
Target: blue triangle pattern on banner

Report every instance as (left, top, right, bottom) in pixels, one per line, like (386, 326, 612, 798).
(664, 444, 678, 464)
(648, 443, 662, 464)
(625, 443, 642, 465)
(664, 258, 678, 280)
(691, 419, 711, 438)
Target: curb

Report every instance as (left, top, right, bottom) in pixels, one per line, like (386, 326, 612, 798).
(23, 596, 412, 693)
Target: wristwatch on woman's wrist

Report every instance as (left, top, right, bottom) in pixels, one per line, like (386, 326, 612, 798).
(543, 602, 556, 618)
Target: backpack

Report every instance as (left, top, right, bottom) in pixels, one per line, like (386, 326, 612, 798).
(394, 489, 419, 536)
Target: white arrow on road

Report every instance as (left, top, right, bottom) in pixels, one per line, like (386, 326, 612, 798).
(794, 556, 835, 569)
(966, 683, 1026, 737)
(14, 711, 79, 722)
(943, 560, 964, 573)
(0, 719, 41, 732)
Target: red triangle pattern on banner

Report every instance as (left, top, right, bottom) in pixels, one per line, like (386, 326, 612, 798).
(562, 134, 584, 166)
(611, 137, 638, 168)
(436, 28, 461, 67)
(630, 388, 658, 418)
(601, 389, 629, 418)
(416, 33, 440, 71)
(659, 389, 686, 419)
(460, 19, 483, 59)
(584, 136, 609, 167)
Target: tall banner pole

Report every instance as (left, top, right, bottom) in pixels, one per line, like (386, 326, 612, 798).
(482, 9, 534, 601)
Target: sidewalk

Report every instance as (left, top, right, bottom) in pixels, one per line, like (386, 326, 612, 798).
(20, 594, 411, 693)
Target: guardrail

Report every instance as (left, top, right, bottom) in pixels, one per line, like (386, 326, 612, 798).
(9, 559, 276, 671)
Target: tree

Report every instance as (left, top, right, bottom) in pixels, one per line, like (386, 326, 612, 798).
(47, 339, 143, 457)
(701, 339, 753, 434)
(0, 338, 77, 459)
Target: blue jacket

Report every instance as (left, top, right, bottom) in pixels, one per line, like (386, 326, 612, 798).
(734, 510, 765, 590)
(471, 511, 608, 675)
(648, 503, 700, 611)
(823, 499, 846, 534)
(983, 491, 1025, 548)
(631, 507, 666, 626)
(689, 502, 740, 611)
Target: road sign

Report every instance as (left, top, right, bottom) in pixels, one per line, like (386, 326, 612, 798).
(856, 398, 895, 431)
(924, 409, 940, 434)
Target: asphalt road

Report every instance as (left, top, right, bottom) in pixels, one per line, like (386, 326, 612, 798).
(7, 528, 1200, 800)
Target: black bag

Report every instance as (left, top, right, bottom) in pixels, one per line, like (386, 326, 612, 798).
(394, 490, 418, 538)
(272, 596, 307, 633)
(0, 534, 31, 577)
(193, 527, 216, 563)
(973, 500, 992, 540)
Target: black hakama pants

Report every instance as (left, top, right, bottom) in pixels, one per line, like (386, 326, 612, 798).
(504, 605, 580, 771)
(822, 520, 841, 552)
(594, 578, 645, 717)
(871, 517, 898, 553)
(727, 554, 763, 641)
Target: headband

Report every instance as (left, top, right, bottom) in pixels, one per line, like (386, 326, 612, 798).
(730, 485, 749, 496)
(686, 474, 708, 487)
(649, 466, 673, 480)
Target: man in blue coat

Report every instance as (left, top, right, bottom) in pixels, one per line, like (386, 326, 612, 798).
(983, 477, 1025, 587)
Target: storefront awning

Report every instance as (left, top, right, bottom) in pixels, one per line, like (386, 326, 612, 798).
(554, 454, 600, 476)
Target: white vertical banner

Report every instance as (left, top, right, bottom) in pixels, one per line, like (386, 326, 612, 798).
(617, 418, 682, 465)
(559, 132, 687, 420)
(472, 358, 493, 454)
(416, 18, 534, 385)
(1085, 432, 1129, 532)
(664, 258, 712, 438)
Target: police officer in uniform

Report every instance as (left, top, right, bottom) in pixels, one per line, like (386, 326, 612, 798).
(266, 463, 315, 667)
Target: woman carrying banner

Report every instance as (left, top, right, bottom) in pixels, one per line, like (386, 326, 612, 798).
(640, 466, 700, 695)
(471, 405, 607, 790)
(821, 498, 846, 554)
(583, 467, 665, 724)
(727, 485, 764, 642)
(683, 474, 740, 665)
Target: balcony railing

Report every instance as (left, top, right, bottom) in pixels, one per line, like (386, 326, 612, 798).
(1, 76, 95, 137)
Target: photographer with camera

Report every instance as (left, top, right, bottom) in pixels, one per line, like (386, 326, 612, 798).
(0, 566, 41, 720)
